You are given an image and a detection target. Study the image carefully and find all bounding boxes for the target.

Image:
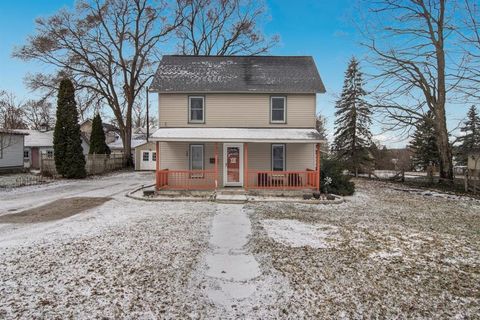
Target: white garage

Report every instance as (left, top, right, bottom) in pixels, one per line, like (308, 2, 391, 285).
(134, 141, 157, 171)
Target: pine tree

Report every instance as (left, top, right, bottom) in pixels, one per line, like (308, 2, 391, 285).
(89, 113, 111, 155)
(332, 57, 373, 175)
(456, 105, 480, 165)
(53, 79, 86, 178)
(409, 112, 439, 170)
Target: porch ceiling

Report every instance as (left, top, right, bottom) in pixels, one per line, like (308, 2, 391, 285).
(151, 128, 324, 143)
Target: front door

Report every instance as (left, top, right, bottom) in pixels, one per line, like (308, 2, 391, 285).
(223, 143, 243, 187)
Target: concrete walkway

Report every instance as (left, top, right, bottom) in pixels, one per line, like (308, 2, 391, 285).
(203, 203, 261, 307)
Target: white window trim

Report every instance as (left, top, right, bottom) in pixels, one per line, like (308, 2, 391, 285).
(189, 144, 204, 171)
(142, 151, 150, 161)
(189, 96, 205, 123)
(271, 144, 286, 171)
(270, 96, 286, 124)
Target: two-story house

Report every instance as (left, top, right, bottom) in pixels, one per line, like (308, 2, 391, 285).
(149, 55, 325, 190)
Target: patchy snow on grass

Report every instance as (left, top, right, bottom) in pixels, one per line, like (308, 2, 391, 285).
(262, 219, 339, 249)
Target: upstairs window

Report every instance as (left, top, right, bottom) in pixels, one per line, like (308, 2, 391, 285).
(272, 144, 285, 171)
(271, 96, 286, 123)
(189, 96, 205, 123)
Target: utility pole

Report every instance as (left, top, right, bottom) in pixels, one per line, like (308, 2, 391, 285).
(146, 86, 149, 142)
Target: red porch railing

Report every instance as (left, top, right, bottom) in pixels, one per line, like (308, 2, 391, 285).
(156, 169, 217, 190)
(247, 170, 318, 190)
(156, 169, 318, 190)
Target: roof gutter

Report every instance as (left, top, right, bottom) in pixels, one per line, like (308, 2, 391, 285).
(150, 137, 325, 143)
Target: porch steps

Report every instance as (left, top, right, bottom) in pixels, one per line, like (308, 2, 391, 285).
(215, 190, 248, 204)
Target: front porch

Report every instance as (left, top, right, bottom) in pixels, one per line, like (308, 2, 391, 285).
(152, 128, 323, 191)
(154, 139, 323, 192)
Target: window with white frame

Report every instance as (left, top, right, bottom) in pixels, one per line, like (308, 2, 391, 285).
(46, 150, 54, 158)
(190, 144, 204, 177)
(142, 151, 149, 161)
(189, 96, 205, 123)
(152, 152, 156, 161)
(271, 96, 286, 123)
(24, 150, 29, 159)
(272, 144, 285, 171)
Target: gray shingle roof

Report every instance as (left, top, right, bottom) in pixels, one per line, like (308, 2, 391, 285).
(150, 55, 326, 93)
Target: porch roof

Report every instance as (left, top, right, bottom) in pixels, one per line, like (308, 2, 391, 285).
(151, 128, 324, 143)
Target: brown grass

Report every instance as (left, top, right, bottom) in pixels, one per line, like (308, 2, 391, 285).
(0, 197, 111, 223)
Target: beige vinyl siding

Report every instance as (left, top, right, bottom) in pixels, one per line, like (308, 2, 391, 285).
(158, 142, 315, 187)
(158, 93, 316, 128)
(247, 143, 315, 171)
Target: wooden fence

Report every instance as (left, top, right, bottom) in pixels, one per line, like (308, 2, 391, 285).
(465, 169, 480, 194)
(362, 169, 480, 194)
(41, 154, 126, 177)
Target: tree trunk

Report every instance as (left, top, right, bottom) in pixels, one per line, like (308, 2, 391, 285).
(434, 106, 453, 182)
(121, 126, 133, 167)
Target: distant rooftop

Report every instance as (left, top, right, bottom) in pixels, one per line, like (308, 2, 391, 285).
(0, 128, 29, 135)
(17, 129, 53, 147)
(150, 55, 326, 94)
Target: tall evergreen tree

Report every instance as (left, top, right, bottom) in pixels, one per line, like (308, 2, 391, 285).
(53, 79, 86, 178)
(409, 112, 439, 170)
(332, 57, 373, 175)
(456, 105, 480, 165)
(89, 114, 111, 155)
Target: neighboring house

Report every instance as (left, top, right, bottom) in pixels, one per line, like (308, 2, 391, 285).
(468, 148, 480, 171)
(149, 55, 325, 190)
(107, 133, 148, 168)
(0, 129, 28, 173)
(21, 129, 89, 170)
(80, 119, 119, 145)
(107, 129, 158, 170)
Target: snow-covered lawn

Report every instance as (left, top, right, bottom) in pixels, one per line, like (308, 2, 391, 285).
(248, 179, 480, 318)
(0, 175, 479, 318)
(0, 172, 216, 318)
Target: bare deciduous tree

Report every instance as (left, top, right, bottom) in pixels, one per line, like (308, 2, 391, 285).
(133, 101, 157, 130)
(0, 91, 28, 130)
(458, 0, 480, 100)
(24, 71, 99, 122)
(14, 0, 183, 164)
(360, 0, 463, 181)
(176, 0, 278, 55)
(23, 98, 55, 130)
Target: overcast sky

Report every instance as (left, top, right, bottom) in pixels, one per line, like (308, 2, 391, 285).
(0, 0, 472, 148)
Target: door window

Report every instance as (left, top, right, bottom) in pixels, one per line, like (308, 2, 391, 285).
(227, 146, 240, 183)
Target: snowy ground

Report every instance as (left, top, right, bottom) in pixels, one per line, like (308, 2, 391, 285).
(0, 172, 216, 318)
(0, 175, 479, 318)
(248, 179, 480, 318)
